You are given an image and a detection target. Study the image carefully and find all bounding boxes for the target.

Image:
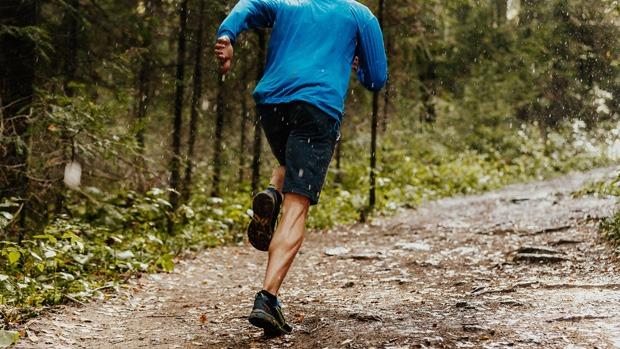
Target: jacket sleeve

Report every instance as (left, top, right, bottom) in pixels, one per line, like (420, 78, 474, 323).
(216, 0, 278, 44)
(356, 16, 388, 92)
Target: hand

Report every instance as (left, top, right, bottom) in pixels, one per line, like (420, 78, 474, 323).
(214, 36, 234, 74)
(352, 56, 359, 72)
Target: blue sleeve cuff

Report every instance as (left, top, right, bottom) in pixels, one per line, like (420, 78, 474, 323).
(216, 29, 236, 45)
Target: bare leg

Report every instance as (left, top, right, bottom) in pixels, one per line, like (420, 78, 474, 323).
(263, 193, 310, 295)
(269, 166, 285, 193)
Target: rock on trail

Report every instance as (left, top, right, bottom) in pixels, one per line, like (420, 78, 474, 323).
(17, 168, 620, 348)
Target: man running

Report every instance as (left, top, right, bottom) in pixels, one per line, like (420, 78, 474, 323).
(214, 0, 387, 337)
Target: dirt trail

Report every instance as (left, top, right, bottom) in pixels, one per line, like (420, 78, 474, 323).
(17, 168, 620, 348)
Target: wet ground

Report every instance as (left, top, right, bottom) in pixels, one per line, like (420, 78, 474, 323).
(17, 168, 620, 348)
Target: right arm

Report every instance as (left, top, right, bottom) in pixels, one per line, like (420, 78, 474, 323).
(216, 0, 278, 44)
(215, 0, 277, 74)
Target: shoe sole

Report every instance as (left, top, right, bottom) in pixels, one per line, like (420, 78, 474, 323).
(247, 192, 275, 252)
(248, 309, 291, 336)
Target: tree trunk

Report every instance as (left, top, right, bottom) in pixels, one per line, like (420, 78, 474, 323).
(521, 0, 539, 26)
(335, 139, 342, 183)
(63, 0, 79, 96)
(167, 0, 188, 233)
(211, 75, 226, 197)
(418, 50, 437, 124)
(0, 0, 37, 231)
(237, 50, 250, 186)
(134, 0, 157, 153)
(251, 29, 267, 195)
(134, 0, 161, 191)
(368, 0, 384, 213)
(496, 0, 507, 25)
(238, 88, 248, 185)
(420, 78, 436, 123)
(369, 92, 379, 212)
(135, 54, 150, 153)
(381, 10, 391, 133)
(250, 105, 263, 195)
(182, 0, 206, 202)
(55, 0, 80, 216)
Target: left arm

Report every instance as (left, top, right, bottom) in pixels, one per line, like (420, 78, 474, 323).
(356, 16, 388, 92)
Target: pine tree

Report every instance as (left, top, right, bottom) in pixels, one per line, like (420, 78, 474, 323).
(168, 0, 189, 233)
(182, 0, 206, 202)
(251, 29, 267, 194)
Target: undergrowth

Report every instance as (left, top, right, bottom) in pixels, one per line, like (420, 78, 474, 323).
(579, 171, 620, 246)
(1, 119, 618, 327)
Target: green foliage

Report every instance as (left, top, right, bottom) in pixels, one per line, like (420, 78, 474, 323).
(0, 187, 248, 325)
(0, 25, 53, 61)
(578, 163, 620, 247)
(577, 177, 620, 198)
(310, 119, 616, 229)
(0, 199, 21, 232)
(600, 213, 620, 247)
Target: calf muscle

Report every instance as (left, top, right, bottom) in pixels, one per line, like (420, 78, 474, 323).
(263, 193, 310, 295)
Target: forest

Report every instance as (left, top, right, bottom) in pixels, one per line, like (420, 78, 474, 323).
(2, 0, 620, 346)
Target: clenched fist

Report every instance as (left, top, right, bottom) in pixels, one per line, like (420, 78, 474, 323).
(214, 36, 234, 74)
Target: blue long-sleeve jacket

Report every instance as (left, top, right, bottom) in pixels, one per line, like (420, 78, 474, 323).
(217, 0, 388, 121)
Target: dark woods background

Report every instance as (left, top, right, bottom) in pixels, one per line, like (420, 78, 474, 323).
(2, 0, 620, 237)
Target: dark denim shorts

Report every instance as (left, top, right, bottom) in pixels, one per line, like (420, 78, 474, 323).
(258, 101, 340, 205)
